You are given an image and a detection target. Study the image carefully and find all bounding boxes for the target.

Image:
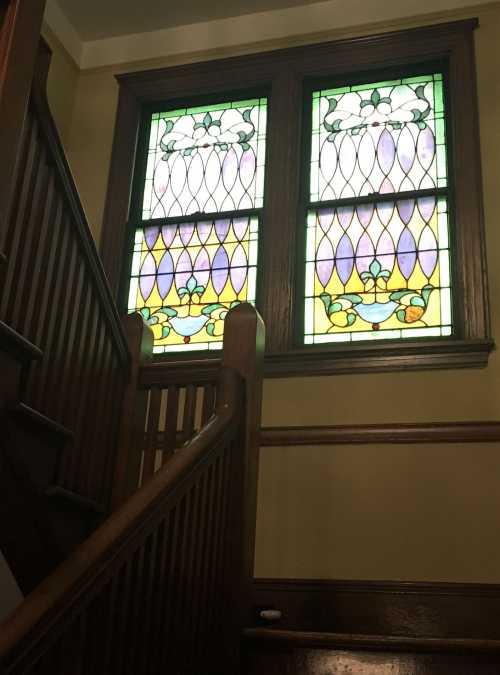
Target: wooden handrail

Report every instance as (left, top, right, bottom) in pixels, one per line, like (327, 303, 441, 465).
(0, 367, 242, 668)
(29, 40, 129, 363)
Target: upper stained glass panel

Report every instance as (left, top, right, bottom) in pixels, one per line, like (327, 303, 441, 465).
(142, 98, 268, 219)
(310, 74, 447, 202)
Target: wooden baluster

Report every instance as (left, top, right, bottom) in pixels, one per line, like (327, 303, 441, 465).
(142, 385, 161, 484)
(182, 383, 197, 442)
(162, 384, 179, 464)
(201, 382, 216, 424)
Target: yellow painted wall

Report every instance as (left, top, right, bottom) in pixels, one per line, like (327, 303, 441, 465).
(42, 26, 79, 150)
(47, 4, 500, 582)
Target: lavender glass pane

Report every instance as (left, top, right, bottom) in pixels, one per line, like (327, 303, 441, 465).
(215, 219, 230, 242)
(377, 129, 396, 175)
(316, 236, 334, 286)
(193, 248, 210, 288)
(213, 245, 229, 271)
(380, 177, 395, 194)
(140, 252, 156, 276)
(357, 203, 374, 228)
(355, 232, 375, 273)
(179, 223, 195, 245)
(233, 217, 249, 240)
(417, 126, 435, 171)
(230, 245, 248, 293)
(419, 250, 438, 278)
(222, 147, 239, 192)
(338, 206, 354, 229)
(316, 259, 334, 287)
(175, 249, 193, 290)
(318, 209, 334, 233)
(157, 251, 174, 298)
(397, 199, 414, 225)
(397, 228, 417, 279)
(162, 224, 177, 248)
(144, 226, 160, 248)
(397, 126, 416, 174)
(197, 221, 212, 244)
(336, 234, 354, 284)
(139, 252, 156, 300)
(376, 231, 395, 272)
(240, 149, 257, 190)
(417, 196, 435, 222)
(212, 267, 229, 295)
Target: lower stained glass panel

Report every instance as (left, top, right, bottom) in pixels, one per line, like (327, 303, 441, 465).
(128, 216, 259, 353)
(304, 196, 452, 343)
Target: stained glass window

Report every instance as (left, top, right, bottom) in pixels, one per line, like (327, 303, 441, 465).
(129, 97, 267, 353)
(305, 73, 452, 343)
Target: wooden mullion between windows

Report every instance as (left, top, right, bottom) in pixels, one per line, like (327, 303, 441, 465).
(259, 70, 303, 353)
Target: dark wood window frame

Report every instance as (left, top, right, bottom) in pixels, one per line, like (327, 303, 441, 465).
(101, 18, 493, 377)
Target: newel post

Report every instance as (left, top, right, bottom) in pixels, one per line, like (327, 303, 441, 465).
(111, 313, 153, 510)
(222, 303, 265, 624)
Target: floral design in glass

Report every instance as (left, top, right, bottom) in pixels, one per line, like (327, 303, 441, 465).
(305, 73, 452, 343)
(143, 98, 267, 218)
(129, 216, 259, 353)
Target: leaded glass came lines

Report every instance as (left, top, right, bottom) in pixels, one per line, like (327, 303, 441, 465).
(143, 98, 268, 218)
(129, 216, 259, 353)
(305, 73, 452, 343)
(310, 74, 446, 201)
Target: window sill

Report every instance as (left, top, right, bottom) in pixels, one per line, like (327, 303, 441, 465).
(141, 338, 494, 383)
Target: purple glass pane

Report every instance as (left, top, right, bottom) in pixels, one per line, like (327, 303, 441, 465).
(197, 221, 212, 244)
(336, 234, 354, 284)
(139, 253, 156, 300)
(161, 224, 177, 248)
(338, 206, 354, 230)
(419, 250, 438, 279)
(179, 223, 195, 245)
(230, 245, 248, 294)
(355, 232, 375, 273)
(213, 245, 229, 270)
(377, 129, 396, 175)
(316, 236, 334, 286)
(419, 226, 438, 278)
(357, 203, 374, 228)
(222, 147, 238, 191)
(318, 209, 334, 233)
(215, 219, 230, 242)
(397, 126, 416, 174)
(397, 199, 414, 225)
(193, 248, 210, 288)
(417, 196, 435, 222)
(175, 249, 193, 290)
(376, 231, 395, 272)
(213, 266, 229, 296)
(397, 228, 417, 279)
(144, 226, 160, 248)
(240, 149, 257, 190)
(233, 217, 249, 240)
(417, 126, 435, 171)
(157, 251, 174, 298)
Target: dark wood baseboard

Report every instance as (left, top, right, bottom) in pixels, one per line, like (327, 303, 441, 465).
(252, 578, 500, 640)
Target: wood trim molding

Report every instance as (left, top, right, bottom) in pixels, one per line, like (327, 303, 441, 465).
(252, 578, 500, 640)
(260, 421, 500, 446)
(102, 18, 492, 375)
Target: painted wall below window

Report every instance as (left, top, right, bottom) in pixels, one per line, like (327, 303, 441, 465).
(45, 3, 500, 583)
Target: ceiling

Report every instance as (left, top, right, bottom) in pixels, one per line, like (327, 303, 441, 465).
(56, 0, 327, 40)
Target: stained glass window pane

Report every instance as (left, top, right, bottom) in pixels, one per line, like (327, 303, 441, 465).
(304, 197, 452, 342)
(306, 71, 452, 344)
(310, 74, 446, 201)
(142, 98, 268, 219)
(128, 216, 259, 353)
